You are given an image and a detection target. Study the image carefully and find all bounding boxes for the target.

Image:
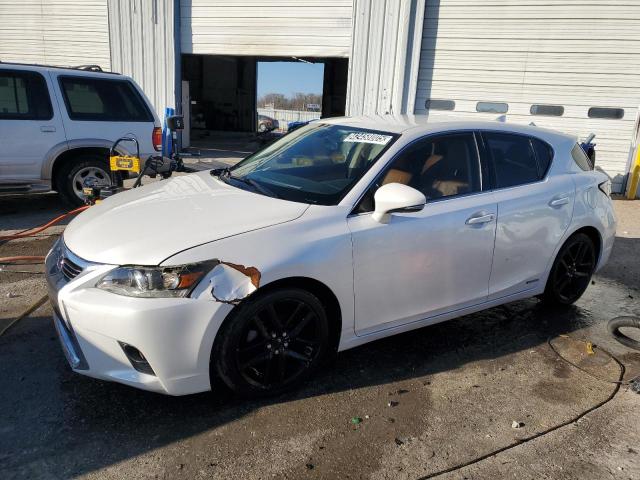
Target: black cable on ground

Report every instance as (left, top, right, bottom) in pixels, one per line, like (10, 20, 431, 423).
(418, 338, 626, 480)
(548, 336, 636, 386)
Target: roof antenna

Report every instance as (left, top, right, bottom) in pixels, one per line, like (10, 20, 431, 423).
(496, 114, 507, 122)
(529, 121, 537, 126)
(291, 56, 313, 64)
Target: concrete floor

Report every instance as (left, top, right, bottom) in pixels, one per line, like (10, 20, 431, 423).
(0, 188, 638, 479)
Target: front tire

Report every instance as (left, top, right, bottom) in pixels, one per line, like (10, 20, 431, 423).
(543, 233, 596, 305)
(213, 288, 330, 397)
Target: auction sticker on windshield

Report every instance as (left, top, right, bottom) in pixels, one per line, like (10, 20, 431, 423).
(344, 132, 393, 145)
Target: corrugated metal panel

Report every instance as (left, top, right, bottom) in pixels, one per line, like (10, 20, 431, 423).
(0, 0, 110, 69)
(415, 0, 640, 189)
(181, 0, 353, 57)
(347, 0, 425, 116)
(108, 0, 176, 117)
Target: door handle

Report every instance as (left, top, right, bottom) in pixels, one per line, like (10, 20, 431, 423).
(40, 126, 56, 132)
(549, 196, 569, 207)
(466, 213, 495, 225)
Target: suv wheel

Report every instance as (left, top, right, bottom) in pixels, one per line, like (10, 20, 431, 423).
(56, 155, 120, 206)
(213, 288, 330, 397)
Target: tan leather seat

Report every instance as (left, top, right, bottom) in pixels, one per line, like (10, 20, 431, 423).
(421, 154, 444, 174)
(382, 168, 413, 185)
(431, 180, 468, 197)
(420, 141, 470, 198)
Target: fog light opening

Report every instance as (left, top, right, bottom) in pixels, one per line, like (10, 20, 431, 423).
(119, 342, 156, 376)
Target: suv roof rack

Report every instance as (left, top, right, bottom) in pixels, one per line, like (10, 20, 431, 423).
(0, 60, 119, 75)
(72, 64, 103, 72)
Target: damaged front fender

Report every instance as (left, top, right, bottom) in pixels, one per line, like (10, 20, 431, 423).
(209, 261, 261, 304)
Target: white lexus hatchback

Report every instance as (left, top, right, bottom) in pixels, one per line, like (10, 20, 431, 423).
(45, 116, 616, 396)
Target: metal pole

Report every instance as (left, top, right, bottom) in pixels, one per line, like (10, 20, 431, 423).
(174, 0, 182, 151)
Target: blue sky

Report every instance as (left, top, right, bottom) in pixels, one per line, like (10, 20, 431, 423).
(257, 61, 324, 98)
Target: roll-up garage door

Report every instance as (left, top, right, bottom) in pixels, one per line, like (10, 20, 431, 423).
(181, 0, 353, 58)
(0, 0, 110, 70)
(415, 0, 640, 190)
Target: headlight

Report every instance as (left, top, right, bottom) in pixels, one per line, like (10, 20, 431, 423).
(96, 261, 215, 298)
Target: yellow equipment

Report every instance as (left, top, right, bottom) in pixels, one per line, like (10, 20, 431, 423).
(626, 148, 640, 200)
(109, 154, 141, 174)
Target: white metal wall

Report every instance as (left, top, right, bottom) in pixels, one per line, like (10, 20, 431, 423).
(347, 0, 425, 116)
(0, 0, 110, 68)
(415, 0, 640, 189)
(180, 0, 353, 57)
(108, 0, 176, 116)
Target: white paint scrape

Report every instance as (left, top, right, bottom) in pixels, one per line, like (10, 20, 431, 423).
(209, 263, 259, 303)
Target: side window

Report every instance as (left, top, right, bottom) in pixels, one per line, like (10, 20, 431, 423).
(59, 76, 153, 122)
(355, 133, 481, 213)
(484, 132, 539, 188)
(532, 138, 553, 177)
(0, 70, 52, 120)
(571, 143, 593, 171)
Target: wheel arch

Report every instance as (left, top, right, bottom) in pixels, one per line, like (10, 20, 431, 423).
(208, 275, 343, 392)
(541, 224, 604, 294)
(50, 147, 111, 190)
(211, 275, 343, 361)
(568, 225, 602, 264)
(45, 138, 130, 190)
(253, 276, 343, 354)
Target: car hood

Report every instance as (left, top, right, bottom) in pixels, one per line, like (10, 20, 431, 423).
(63, 171, 309, 265)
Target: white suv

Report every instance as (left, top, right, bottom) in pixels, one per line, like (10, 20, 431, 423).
(0, 62, 161, 205)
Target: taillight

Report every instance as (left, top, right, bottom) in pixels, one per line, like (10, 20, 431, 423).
(598, 180, 611, 197)
(152, 127, 162, 152)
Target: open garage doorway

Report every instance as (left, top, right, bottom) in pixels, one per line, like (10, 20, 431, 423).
(181, 54, 347, 145)
(257, 60, 324, 133)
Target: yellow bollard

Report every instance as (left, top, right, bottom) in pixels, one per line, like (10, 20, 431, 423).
(626, 149, 640, 200)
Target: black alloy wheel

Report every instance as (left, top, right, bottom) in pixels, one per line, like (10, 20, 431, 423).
(544, 233, 596, 305)
(213, 288, 329, 396)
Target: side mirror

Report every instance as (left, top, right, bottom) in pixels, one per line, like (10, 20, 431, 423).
(166, 115, 184, 131)
(372, 183, 426, 223)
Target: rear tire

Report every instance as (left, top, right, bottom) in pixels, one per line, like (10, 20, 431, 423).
(542, 233, 596, 306)
(56, 154, 120, 206)
(212, 288, 330, 397)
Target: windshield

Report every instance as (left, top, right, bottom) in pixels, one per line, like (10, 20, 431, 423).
(219, 123, 398, 205)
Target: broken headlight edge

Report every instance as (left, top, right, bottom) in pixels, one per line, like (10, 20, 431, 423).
(95, 261, 218, 298)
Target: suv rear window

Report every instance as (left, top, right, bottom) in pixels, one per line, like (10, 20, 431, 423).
(0, 70, 52, 120)
(59, 76, 153, 122)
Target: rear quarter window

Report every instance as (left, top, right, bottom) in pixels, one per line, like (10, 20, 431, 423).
(532, 138, 554, 177)
(571, 143, 594, 171)
(59, 76, 153, 122)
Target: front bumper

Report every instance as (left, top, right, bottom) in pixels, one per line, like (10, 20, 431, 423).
(45, 242, 233, 395)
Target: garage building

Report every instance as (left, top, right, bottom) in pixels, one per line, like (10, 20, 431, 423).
(1, 0, 639, 193)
